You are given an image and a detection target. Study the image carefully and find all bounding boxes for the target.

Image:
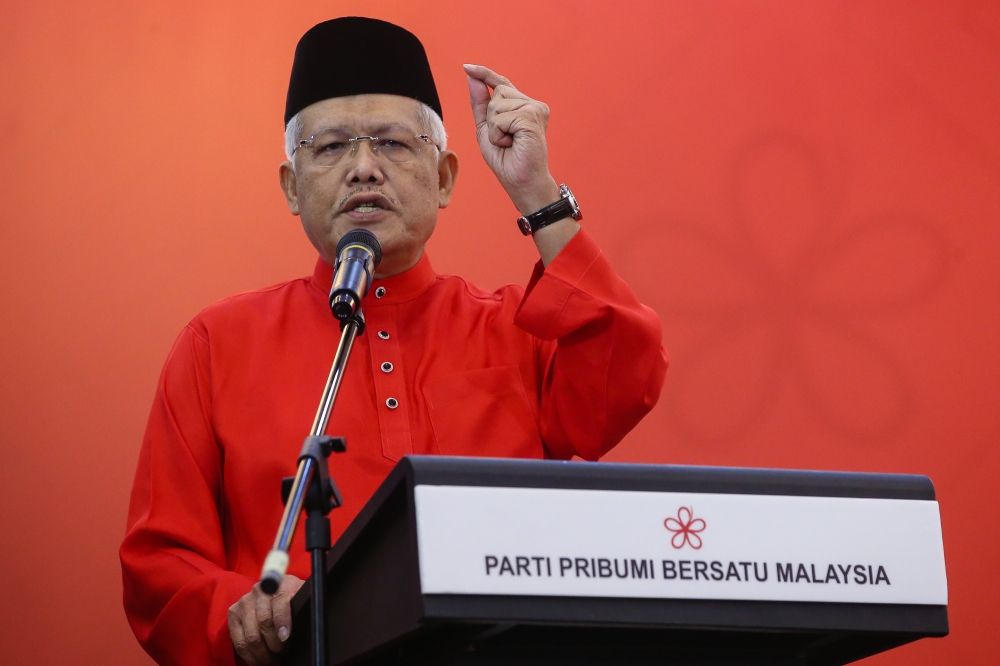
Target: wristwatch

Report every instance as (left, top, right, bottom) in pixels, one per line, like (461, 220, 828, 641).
(516, 184, 583, 236)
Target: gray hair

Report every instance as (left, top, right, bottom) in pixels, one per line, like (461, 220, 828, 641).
(284, 101, 447, 162)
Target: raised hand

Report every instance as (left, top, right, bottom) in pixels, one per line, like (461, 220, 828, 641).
(464, 64, 560, 216)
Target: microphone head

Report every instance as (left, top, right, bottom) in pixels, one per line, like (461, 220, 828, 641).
(336, 229, 382, 268)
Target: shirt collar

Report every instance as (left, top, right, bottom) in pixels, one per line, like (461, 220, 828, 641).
(310, 250, 437, 305)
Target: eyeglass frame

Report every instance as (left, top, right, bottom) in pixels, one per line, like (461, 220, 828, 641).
(292, 130, 439, 167)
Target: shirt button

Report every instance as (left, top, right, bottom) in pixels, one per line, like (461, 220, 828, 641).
(378, 330, 390, 340)
(375, 286, 386, 298)
(386, 397, 398, 409)
(381, 362, 394, 373)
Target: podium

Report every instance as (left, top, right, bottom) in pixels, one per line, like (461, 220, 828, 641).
(283, 457, 948, 666)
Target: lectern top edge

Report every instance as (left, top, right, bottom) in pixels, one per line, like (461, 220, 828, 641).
(402, 456, 937, 501)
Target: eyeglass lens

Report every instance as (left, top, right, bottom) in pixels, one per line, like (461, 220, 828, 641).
(301, 129, 428, 167)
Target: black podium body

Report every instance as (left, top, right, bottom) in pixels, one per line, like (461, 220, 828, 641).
(284, 457, 948, 666)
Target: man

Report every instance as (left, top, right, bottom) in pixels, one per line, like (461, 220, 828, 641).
(121, 17, 667, 666)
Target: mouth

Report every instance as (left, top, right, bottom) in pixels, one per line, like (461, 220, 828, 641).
(340, 192, 394, 216)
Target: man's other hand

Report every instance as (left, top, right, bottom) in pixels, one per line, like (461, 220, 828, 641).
(229, 575, 304, 665)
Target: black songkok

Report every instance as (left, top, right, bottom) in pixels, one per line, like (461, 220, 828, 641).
(285, 17, 443, 125)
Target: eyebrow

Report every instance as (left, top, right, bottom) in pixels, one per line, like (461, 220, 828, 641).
(314, 123, 417, 136)
(369, 123, 417, 135)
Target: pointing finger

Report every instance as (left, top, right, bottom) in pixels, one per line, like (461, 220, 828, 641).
(467, 74, 491, 127)
(463, 64, 516, 92)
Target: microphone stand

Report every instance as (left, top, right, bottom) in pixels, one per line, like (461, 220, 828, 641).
(260, 310, 365, 666)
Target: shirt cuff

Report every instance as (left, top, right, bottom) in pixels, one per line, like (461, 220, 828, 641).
(514, 229, 604, 340)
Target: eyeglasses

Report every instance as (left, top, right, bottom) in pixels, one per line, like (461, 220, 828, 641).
(293, 128, 437, 167)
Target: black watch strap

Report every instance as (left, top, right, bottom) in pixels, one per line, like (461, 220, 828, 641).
(516, 184, 582, 236)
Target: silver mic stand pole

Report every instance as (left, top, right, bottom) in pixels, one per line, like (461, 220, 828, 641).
(259, 229, 381, 666)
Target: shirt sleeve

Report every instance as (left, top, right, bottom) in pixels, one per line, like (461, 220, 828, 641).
(120, 323, 252, 666)
(514, 228, 668, 460)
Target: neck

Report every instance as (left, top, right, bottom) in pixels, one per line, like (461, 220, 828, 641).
(373, 247, 424, 280)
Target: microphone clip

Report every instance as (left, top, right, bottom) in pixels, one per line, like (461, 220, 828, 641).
(339, 309, 365, 334)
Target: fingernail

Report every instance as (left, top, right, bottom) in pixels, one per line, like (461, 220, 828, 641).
(463, 63, 476, 69)
(278, 626, 289, 642)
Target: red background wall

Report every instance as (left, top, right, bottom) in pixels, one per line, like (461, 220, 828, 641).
(1, 1, 997, 664)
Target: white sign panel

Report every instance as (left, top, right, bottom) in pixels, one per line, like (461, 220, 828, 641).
(413, 485, 947, 605)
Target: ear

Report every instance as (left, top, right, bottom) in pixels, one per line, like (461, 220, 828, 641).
(436, 150, 459, 208)
(278, 161, 300, 215)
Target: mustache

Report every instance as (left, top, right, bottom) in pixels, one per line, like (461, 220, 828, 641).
(336, 187, 399, 210)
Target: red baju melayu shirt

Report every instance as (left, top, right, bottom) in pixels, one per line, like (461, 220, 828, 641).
(121, 229, 667, 665)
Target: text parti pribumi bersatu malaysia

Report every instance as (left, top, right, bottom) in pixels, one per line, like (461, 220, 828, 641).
(484, 555, 892, 586)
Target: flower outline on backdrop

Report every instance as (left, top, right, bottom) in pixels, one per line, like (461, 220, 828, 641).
(618, 132, 952, 446)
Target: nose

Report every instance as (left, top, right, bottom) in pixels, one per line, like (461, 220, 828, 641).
(345, 140, 385, 185)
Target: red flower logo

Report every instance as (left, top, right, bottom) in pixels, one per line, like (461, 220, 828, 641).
(664, 507, 706, 549)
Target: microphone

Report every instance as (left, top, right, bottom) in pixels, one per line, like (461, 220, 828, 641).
(329, 229, 382, 319)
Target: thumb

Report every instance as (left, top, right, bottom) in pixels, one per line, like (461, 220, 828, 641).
(272, 596, 292, 644)
(273, 575, 303, 644)
(467, 74, 491, 128)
